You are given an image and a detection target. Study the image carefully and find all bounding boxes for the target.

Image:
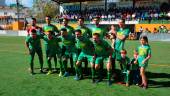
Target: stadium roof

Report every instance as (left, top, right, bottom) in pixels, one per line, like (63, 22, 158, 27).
(52, 0, 102, 4)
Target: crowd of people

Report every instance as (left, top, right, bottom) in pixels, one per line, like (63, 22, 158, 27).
(25, 16, 151, 89)
(59, 7, 170, 22)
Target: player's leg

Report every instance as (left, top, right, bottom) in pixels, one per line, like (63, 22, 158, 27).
(95, 57, 103, 83)
(106, 58, 112, 86)
(36, 49, 44, 73)
(46, 56, 53, 75)
(53, 54, 57, 71)
(29, 50, 35, 75)
(140, 67, 147, 89)
(62, 55, 69, 77)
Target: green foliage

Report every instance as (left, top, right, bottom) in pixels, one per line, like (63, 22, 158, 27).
(31, 0, 59, 20)
(0, 36, 170, 96)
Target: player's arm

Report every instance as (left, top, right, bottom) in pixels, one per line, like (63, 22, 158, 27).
(142, 48, 151, 64)
(25, 37, 31, 54)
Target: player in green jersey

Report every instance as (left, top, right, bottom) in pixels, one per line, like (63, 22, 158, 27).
(92, 33, 113, 86)
(91, 16, 107, 38)
(137, 36, 151, 89)
(115, 19, 130, 61)
(59, 18, 75, 71)
(59, 28, 77, 77)
(43, 16, 59, 36)
(25, 29, 43, 75)
(74, 29, 95, 80)
(75, 17, 92, 74)
(42, 31, 61, 75)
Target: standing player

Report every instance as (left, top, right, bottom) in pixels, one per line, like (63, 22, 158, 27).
(25, 29, 44, 75)
(76, 17, 91, 38)
(74, 29, 95, 80)
(58, 28, 77, 77)
(42, 31, 61, 75)
(43, 16, 59, 36)
(91, 16, 107, 38)
(137, 36, 151, 89)
(115, 19, 130, 68)
(92, 33, 113, 86)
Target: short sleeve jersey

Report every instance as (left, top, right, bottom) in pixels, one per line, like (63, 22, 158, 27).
(115, 28, 130, 51)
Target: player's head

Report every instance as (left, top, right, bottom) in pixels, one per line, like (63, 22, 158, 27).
(62, 17, 69, 26)
(140, 36, 148, 45)
(60, 28, 67, 37)
(92, 33, 100, 43)
(133, 49, 138, 59)
(118, 18, 125, 28)
(30, 29, 37, 39)
(93, 16, 100, 25)
(77, 17, 84, 26)
(75, 29, 82, 38)
(45, 16, 51, 24)
(121, 49, 127, 58)
(31, 17, 36, 26)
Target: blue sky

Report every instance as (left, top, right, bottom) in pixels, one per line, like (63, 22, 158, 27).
(5, 0, 33, 7)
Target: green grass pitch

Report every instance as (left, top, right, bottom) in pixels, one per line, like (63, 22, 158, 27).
(0, 36, 170, 96)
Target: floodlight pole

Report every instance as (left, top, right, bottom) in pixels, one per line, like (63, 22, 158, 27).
(16, 0, 19, 22)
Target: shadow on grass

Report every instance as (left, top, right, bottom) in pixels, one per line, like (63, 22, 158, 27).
(147, 72, 170, 88)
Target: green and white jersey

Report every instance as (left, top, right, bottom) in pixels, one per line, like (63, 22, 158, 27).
(91, 25, 106, 38)
(25, 36, 42, 50)
(75, 36, 94, 55)
(75, 25, 91, 38)
(137, 44, 151, 65)
(60, 25, 74, 36)
(43, 24, 59, 35)
(93, 39, 112, 57)
(115, 28, 130, 51)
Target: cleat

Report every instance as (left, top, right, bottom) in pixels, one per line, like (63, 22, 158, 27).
(108, 81, 112, 86)
(59, 71, 63, 77)
(63, 72, 69, 77)
(95, 79, 102, 83)
(74, 74, 80, 81)
(92, 79, 95, 83)
(46, 70, 52, 75)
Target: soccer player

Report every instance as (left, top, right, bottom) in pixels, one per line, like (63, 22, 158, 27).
(75, 17, 91, 74)
(42, 31, 61, 75)
(58, 28, 77, 77)
(91, 16, 107, 38)
(137, 36, 151, 89)
(74, 29, 95, 80)
(76, 17, 91, 38)
(27, 18, 43, 36)
(25, 29, 43, 75)
(43, 16, 59, 36)
(43, 16, 59, 71)
(92, 33, 113, 86)
(60, 18, 75, 71)
(60, 17, 74, 36)
(119, 49, 130, 87)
